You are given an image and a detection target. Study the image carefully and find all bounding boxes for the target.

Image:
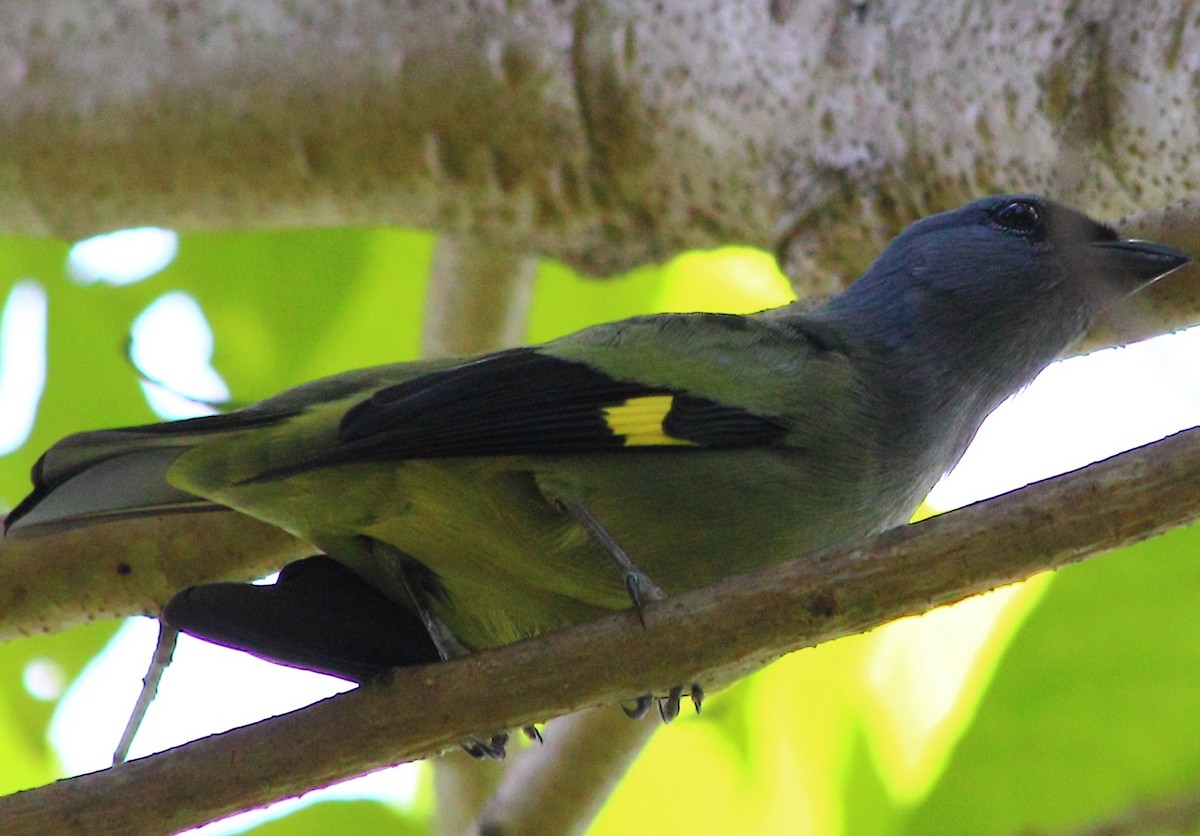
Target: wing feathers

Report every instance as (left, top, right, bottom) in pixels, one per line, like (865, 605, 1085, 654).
(6, 412, 292, 537)
(244, 349, 788, 481)
(10, 346, 795, 527)
(6, 446, 212, 537)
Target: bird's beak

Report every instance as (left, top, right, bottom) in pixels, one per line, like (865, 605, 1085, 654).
(1087, 239, 1192, 293)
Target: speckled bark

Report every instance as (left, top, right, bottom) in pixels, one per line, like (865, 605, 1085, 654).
(1, 2, 1197, 296)
(0, 512, 312, 641)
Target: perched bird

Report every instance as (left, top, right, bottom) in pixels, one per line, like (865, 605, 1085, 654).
(5, 195, 1189, 746)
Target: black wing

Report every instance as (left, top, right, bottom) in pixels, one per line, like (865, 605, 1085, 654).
(256, 349, 789, 477)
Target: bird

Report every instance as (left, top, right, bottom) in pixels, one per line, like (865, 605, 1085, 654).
(5, 194, 1190, 754)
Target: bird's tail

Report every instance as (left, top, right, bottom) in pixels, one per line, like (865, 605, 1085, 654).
(5, 418, 239, 538)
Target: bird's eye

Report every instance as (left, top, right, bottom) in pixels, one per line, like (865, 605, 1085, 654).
(992, 200, 1042, 234)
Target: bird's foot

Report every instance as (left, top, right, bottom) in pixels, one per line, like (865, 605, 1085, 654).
(556, 498, 667, 627)
(459, 724, 543, 759)
(624, 571, 668, 628)
(622, 683, 704, 723)
(461, 731, 510, 760)
(621, 694, 655, 719)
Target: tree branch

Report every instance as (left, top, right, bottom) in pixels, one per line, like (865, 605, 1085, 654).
(3, 424, 1197, 835)
(419, 234, 538, 830)
(1063, 784, 1200, 836)
(476, 707, 660, 836)
(422, 237, 537, 359)
(0, 513, 312, 640)
(3, 2, 1199, 289)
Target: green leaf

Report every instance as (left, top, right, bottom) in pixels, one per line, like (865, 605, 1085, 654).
(246, 799, 426, 835)
(905, 522, 1200, 833)
(0, 621, 117, 795)
(163, 228, 436, 398)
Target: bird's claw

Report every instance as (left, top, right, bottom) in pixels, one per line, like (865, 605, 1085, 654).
(622, 694, 655, 719)
(460, 725, 542, 758)
(658, 685, 684, 723)
(624, 570, 669, 628)
(623, 683, 704, 722)
(461, 731, 509, 760)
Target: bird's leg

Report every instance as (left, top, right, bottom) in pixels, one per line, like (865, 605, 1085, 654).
(382, 545, 533, 760)
(554, 499, 704, 723)
(556, 497, 667, 626)
(393, 554, 470, 663)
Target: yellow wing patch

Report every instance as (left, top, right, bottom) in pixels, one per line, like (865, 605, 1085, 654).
(602, 395, 697, 447)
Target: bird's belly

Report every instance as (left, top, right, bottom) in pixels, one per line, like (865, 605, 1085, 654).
(531, 448, 908, 592)
(221, 449, 917, 651)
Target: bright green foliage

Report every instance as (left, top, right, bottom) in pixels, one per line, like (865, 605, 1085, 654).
(905, 522, 1200, 834)
(248, 800, 426, 835)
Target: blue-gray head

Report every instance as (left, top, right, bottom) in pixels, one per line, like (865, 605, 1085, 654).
(812, 194, 1190, 467)
(824, 194, 1189, 367)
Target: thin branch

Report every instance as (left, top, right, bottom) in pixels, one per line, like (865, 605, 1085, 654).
(419, 234, 539, 831)
(433, 751, 508, 836)
(2, 425, 1197, 835)
(422, 237, 537, 359)
(1061, 785, 1200, 835)
(414, 237, 659, 836)
(475, 707, 661, 836)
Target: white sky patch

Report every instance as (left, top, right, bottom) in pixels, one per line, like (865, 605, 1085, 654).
(23, 657, 68, 702)
(928, 325, 1200, 510)
(0, 280, 48, 455)
(67, 228, 179, 286)
(130, 292, 230, 419)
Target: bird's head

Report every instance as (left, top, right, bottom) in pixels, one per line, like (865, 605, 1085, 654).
(826, 194, 1190, 358)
